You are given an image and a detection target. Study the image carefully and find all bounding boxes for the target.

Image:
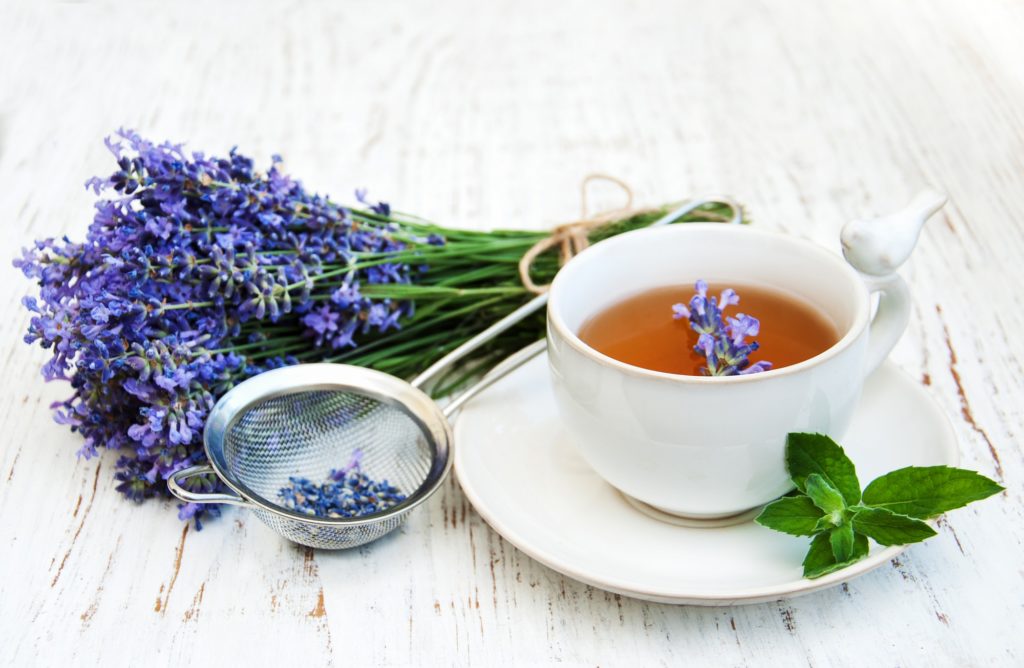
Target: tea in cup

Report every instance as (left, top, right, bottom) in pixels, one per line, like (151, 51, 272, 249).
(546, 192, 945, 520)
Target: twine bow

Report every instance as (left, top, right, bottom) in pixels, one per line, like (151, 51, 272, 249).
(518, 174, 656, 294)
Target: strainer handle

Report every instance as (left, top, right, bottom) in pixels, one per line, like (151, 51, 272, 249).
(443, 338, 548, 418)
(167, 464, 255, 508)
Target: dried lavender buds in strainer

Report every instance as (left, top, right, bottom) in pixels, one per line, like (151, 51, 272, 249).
(278, 449, 407, 518)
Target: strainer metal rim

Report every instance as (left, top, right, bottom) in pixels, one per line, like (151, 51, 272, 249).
(203, 362, 453, 528)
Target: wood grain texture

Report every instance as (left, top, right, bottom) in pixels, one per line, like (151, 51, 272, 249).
(0, 0, 1021, 665)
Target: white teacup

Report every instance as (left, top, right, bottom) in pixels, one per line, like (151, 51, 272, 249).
(546, 192, 945, 520)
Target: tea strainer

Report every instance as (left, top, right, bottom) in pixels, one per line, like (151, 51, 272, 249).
(167, 197, 741, 549)
(168, 338, 545, 549)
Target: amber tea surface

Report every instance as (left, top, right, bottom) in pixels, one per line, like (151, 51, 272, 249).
(577, 283, 840, 376)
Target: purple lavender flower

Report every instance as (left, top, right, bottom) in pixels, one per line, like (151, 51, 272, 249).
(356, 188, 392, 217)
(302, 305, 341, 347)
(672, 280, 772, 376)
(726, 313, 760, 345)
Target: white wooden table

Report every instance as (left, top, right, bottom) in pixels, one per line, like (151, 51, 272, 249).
(1, 1, 1021, 665)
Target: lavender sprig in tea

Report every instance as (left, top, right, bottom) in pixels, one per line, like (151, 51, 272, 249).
(672, 280, 772, 376)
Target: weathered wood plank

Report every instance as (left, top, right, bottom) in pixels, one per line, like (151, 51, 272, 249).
(0, 0, 1021, 665)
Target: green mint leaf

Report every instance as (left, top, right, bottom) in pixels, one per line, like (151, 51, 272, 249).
(801, 533, 835, 577)
(862, 466, 1003, 519)
(813, 515, 836, 533)
(786, 433, 861, 505)
(802, 531, 870, 579)
(830, 522, 856, 561)
(755, 496, 824, 536)
(851, 506, 937, 545)
(804, 473, 846, 514)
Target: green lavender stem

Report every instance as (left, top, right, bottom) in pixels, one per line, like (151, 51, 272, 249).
(189, 202, 740, 395)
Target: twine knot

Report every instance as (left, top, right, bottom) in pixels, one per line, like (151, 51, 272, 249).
(518, 174, 652, 294)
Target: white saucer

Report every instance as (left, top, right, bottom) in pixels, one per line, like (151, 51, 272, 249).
(453, 353, 959, 606)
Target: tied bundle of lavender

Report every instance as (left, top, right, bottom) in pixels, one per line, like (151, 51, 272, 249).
(15, 130, 737, 527)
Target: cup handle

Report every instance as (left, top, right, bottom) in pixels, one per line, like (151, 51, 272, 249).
(863, 274, 911, 375)
(840, 188, 947, 376)
(167, 464, 254, 508)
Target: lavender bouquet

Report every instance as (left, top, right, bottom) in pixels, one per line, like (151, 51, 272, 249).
(15, 130, 736, 526)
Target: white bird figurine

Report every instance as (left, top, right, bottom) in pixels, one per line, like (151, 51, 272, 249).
(840, 189, 948, 277)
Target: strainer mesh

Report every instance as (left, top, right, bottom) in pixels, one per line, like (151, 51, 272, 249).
(221, 389, 435, 549)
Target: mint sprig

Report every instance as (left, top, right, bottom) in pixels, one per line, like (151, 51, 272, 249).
(756, 433, 1003, 579)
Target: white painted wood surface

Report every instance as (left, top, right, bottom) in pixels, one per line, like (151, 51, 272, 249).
(1, 0, 1021, 665)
